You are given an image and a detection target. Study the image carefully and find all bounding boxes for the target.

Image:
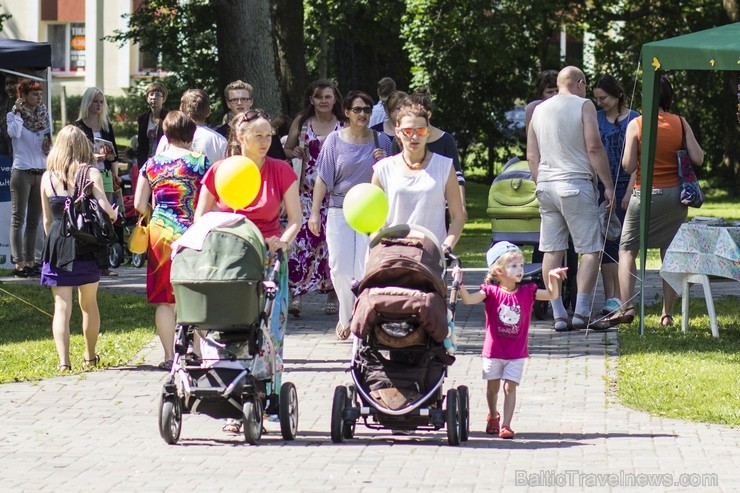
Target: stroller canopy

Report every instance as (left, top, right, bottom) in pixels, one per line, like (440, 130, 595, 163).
(171, 217, 266, 284)
(357, 225, 446, 297)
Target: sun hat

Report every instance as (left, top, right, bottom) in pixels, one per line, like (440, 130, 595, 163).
(486, 241, 521, 267)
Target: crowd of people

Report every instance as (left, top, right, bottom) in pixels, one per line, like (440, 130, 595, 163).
(1, 66, 703, 438)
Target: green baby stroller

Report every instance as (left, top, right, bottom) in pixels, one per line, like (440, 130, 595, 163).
(158, 212, 297, 445)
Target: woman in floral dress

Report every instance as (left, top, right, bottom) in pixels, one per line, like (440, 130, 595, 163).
(134, 111, 211, 369)
(284, 79, 346, 317)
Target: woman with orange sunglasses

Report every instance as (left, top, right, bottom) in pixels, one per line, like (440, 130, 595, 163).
(371, 102, 465, 252)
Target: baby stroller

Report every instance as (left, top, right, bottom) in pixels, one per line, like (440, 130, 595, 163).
(108, 162, 146, 268)
(158, 212, 298, 445)
(487, 157, 577, 319)
(108, 194, 147, 268)
(331, 225, 469, 446)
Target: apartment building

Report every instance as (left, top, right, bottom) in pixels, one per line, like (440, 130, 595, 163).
(1, 0, 162, 96)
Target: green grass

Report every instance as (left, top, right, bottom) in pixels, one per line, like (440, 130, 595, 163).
(615, 297, 740, 425)
(0, 282, 155, 382)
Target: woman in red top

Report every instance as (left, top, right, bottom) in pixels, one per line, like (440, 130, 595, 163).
(611, 77, 704, 327)
(195, 109, 301, 250)
(195, 110, 300, 435)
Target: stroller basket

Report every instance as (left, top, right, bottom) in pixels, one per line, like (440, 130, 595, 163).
(171, 218, 267, 329)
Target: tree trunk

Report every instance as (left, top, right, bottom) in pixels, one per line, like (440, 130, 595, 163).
(212, 0, 282, 116)
(272, 0, 306, 117)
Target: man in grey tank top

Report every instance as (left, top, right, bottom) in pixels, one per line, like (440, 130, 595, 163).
(526, 66, 615, 331)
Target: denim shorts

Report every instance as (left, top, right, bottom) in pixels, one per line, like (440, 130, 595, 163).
(535, 179, 602, 254)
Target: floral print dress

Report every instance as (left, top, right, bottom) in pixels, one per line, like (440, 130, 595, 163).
(288, 117, 344, 297)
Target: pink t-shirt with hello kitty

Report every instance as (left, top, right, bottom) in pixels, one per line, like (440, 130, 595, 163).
(480, 283, 537, 360)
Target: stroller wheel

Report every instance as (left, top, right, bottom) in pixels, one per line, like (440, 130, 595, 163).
(342, 385, 356, 440)
(445, 388, 461, 446)
(457, 385, 470, 442)
(131, 252, 146, 268)
(533, 300, 549, 320)
(158, 395, 182, 445)
(330, 385, 348, 443)
(109, 243, 124, 268)
(279, 382, 298, 441)
(242, 397, 263, 445)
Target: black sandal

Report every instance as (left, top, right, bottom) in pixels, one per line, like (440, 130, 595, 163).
(58, 364, 72, 372)
(84, 355, 100, 367)
(660, 315, 674, 326)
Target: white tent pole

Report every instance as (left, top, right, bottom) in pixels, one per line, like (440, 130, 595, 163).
(47, 68, 54, 135)
(0, 68, 46, 82)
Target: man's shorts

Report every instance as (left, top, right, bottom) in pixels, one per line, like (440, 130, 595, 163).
(482, 357, 525, 384)
(535, 179, 602, 254)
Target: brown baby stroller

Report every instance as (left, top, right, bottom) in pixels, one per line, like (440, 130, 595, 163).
(330, 224, 469, 446)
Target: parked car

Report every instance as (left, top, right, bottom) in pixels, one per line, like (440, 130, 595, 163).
(502, 106, 525, 141)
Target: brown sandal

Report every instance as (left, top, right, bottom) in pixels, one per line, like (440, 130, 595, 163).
(596, 306, 636, 328)
(553, 317, 572, 332)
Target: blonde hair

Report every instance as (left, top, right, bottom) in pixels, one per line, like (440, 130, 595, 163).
(484, 249, 524, 285)
(78, 87, 110, 132)
(46, 125, 94, 188)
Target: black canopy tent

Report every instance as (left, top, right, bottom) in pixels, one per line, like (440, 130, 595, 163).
(636, 23, 740, 335)
(0, 38, 52, 269)
(0, 38, 52, 69)
(0, 38, 53, 118)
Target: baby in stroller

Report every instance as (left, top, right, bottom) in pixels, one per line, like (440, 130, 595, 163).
(331, 225, 469, 446)
(157, 212, 298, 445)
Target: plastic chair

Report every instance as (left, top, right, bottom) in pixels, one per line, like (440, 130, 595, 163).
(681, 274, 719, 338)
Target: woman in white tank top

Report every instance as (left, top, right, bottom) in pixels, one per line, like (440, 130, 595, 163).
(371, 102, 465, 250)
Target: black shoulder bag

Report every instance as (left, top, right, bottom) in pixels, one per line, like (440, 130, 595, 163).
(61, 165, 117, 246)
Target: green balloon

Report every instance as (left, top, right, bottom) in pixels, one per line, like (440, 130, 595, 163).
(343, 183, 389, 234)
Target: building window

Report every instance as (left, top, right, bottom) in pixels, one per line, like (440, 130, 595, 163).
(48, 23, 86, 74)
(137, 48, 160, 74)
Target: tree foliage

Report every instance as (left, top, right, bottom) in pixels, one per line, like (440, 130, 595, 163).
(303, 0, 410, 96)
(106, 0, 219, 107)
(588, 0, 740, 185)
(104, 0, 738, 186)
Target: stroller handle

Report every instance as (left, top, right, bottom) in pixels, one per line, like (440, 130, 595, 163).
(446, 250, 462, 316)
(263, 249, 283, 299)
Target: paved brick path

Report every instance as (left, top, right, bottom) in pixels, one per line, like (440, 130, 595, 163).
(0, 267, 736, 492)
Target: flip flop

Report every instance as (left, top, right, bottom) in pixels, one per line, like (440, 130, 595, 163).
(222, 420, 242, 434)
(335, 321, 351, 340)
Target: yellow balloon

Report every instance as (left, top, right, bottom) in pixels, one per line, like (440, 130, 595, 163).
(343, 183, 389, 234)
(214, 155, 261, 210)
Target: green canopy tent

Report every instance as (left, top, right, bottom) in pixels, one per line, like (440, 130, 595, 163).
(637, 22, 740, 335)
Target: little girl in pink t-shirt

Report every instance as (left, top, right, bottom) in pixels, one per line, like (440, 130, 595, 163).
(454, 241, 567, 439)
